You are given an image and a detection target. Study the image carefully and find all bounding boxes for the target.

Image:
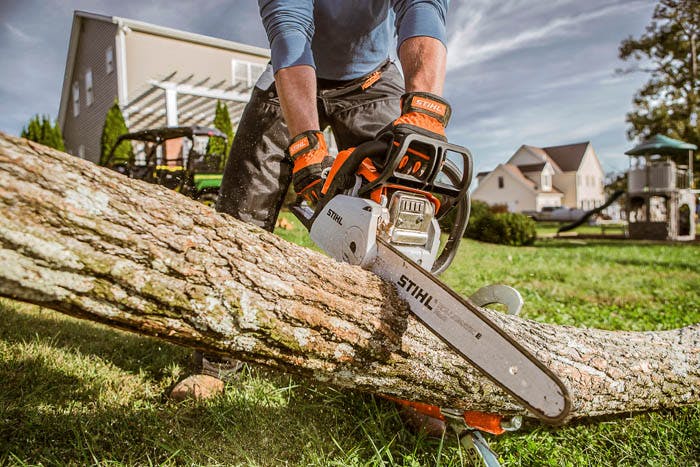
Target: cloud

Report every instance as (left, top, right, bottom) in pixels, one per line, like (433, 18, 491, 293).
(0, 0, 656, 175)
(3, 22, 38, 44)
(446, 0, 652, 70)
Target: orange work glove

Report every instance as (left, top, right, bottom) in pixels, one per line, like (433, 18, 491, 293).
(287, 130, 335, 205)
(378, 91, 452, 177)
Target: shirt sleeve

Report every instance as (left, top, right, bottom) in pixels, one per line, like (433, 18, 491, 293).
(258, 0, 315, 72)
(391, 0, 449, 50)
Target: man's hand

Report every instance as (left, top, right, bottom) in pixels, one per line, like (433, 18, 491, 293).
(378, 91, 451, 177)
(287, 130, 334, 204)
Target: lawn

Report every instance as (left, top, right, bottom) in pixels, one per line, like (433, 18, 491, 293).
(1, 211, 699, 466)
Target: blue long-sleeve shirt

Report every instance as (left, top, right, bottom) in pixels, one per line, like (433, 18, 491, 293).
(258, 0, 448, 80)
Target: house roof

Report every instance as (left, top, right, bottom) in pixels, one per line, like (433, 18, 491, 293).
(474, 163, 564, 199)
(517, 162, 546, 172)
(538, 186, 563, 195)
(74, 11, 270, 57)
(515, 145, 563, 173)
(501, 164, 536, 189)
(542, 142, 590, 172)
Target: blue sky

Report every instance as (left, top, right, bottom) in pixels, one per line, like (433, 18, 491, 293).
(0, 0, 655, 174)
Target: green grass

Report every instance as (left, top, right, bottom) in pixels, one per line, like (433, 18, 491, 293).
(534, 221, 624, 237)
(2, 211, 699, 466)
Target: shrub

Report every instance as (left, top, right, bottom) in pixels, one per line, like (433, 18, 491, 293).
(208, 100, 234, 170)
(422, 199, 536, 246)
(468, 211, 536, 246)
(100, 100, 131, 166)
(21, 115, 65, 151)
(462, 200, 491, 238)
(489, 203, 509, 214)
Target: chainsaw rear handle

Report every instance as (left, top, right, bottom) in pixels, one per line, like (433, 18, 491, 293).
(289, 139, 386, 230)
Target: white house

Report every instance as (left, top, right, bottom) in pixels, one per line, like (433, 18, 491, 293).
(473, 142, 606, 212)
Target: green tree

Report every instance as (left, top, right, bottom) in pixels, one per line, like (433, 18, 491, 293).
(20, 115, 65, 151)
(20, 116, 41, 142)
(52, 121, 65, 152)
(618, 0, 699, 148)
(100, 100, 132, 166)
(208, 100, 234, 170)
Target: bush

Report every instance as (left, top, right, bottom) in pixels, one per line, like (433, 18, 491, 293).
(100, 100, 131, 166)
(423, 199, 536, 246)
(208, 100, 234, 170)
(468, 211, 536, 246)
(21, 115, 65, 151)
(462, 200, 491, 238)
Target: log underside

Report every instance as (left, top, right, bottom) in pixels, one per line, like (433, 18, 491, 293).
(0, 133, 698, 423)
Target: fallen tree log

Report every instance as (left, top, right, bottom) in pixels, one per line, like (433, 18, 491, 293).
(0, 132, 698, 422)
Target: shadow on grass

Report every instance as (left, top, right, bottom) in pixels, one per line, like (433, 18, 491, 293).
(534, 239, 690, 249)
(0, 300, 455, 465)
(0, 390, 369, 465)
(0, 300, 189, 378)
(0, 354, 439, 466)
(610, 257, 698, 272)
(0, 354, 106, 408)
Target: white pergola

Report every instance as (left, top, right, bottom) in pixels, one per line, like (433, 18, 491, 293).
(123, 72, 252, 132)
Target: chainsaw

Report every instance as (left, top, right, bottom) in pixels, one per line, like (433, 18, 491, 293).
(291, 132, 570, 427)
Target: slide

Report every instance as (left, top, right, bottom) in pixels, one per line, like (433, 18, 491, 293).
(557, 189, 625, 233)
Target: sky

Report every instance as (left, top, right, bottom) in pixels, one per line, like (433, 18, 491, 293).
(0, 0, 656, 175)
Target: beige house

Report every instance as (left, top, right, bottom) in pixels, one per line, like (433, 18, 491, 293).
(473, 142, 605, 212)
(58, 10, 270, 164)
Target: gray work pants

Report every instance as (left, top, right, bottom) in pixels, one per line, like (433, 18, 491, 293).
(216, 60, 404, 232)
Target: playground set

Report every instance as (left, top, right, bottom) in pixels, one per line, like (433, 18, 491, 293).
(625, 134, 697, 241)
(560, 134, 697, 241)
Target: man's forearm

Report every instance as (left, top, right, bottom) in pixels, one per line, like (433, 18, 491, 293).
(275, 65, 320, 136)
(399, 36, 446, 95)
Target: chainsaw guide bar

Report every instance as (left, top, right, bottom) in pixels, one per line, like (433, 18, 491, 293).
(372, 238, 571, 423)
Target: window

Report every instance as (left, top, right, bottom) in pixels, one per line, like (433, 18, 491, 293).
(231, 59, 266, 88)
(72, 81, 80, 116)
(85, 69, 93, 106)
(542, 174, 551, 191)
(105, 46, 114, 74)
(498, 176, 504, 189)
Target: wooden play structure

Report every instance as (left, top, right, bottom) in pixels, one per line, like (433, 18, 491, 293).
(625, 135, 697, 241)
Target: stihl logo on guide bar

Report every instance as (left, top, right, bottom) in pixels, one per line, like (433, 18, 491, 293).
(397, 275, 434, 310)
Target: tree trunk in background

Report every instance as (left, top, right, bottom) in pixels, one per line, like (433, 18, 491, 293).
(1, 132, 698, 422)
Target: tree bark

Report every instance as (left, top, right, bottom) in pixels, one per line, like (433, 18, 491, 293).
(1, 132, 698, 422)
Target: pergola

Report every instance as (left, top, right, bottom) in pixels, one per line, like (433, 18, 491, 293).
(123, 71, 252, 132)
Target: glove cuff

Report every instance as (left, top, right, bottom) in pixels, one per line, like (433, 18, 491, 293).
(400, 92, 451, 128)
(287, 130, 327, 163)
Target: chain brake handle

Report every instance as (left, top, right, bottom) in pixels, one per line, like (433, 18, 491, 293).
(302, 140, 388, 227)
(360, 133, 473, 218)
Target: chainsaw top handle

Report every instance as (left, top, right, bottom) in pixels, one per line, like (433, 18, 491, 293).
(315, 134, 473, 220)
(362, 132, 473, 217)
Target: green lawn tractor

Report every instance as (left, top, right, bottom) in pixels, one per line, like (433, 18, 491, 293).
(103, 125, 227, 206)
